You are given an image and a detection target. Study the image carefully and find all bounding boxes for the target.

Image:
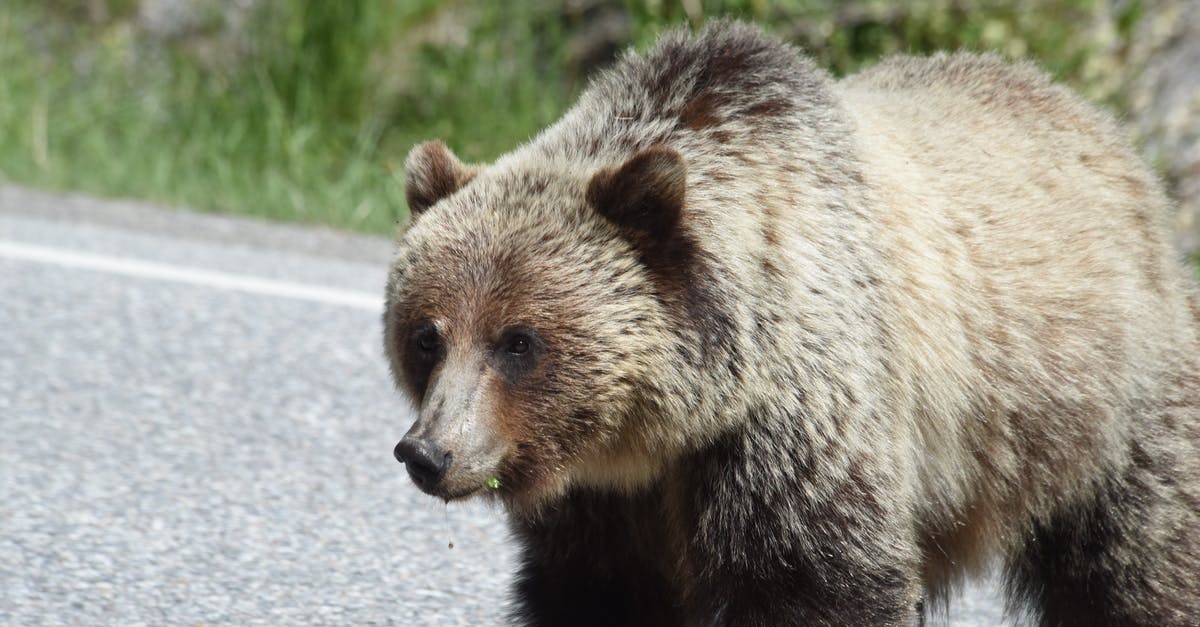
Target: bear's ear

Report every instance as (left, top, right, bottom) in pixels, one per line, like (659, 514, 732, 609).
(404, 140, 479, 216)
(586, 146, 687, 247)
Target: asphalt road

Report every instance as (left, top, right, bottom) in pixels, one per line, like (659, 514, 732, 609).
(0, 186, 1006, 625)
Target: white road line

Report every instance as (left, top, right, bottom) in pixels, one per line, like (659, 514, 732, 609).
(0, 240, 383, 311)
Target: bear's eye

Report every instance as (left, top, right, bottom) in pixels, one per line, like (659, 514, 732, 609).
(506, 334, 531, 355)
(411, 323, 439, 355)
(491, 327, 542, 384)
(402, 321, 443, 401)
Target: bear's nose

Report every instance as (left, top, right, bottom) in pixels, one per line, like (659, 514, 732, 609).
(394, 437, 451, 490)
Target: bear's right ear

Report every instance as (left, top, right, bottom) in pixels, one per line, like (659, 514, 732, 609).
(404, 140, 479, 216)
(586, 146, 687, 249)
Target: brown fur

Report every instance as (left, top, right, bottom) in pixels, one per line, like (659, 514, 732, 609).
(385, 21, 1200, 626)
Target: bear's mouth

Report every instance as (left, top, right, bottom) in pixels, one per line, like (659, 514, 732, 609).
(440, 484, 488, 501)
(395, 433, 508, 501)
(402, 465, 499, 502)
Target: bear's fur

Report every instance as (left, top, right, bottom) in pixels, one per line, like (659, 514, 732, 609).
(385, 20, 1200, 626)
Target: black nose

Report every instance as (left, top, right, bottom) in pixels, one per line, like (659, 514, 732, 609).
(394, 438, 451, 489)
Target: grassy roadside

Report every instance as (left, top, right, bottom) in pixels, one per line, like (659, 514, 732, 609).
(2, 5, 390, 233)
(0, 2, 570, 234)
(4, 0, 1189, 273)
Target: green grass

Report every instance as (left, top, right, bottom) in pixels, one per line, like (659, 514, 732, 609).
(1, 5, 392, 232)
(0, 2, 570, 233)
(0, 0, 1138, 235)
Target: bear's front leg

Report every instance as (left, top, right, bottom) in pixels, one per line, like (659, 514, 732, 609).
(508, 488, 687, 627)
(685, 547, 922, 626)
(681, 431, 924, 626)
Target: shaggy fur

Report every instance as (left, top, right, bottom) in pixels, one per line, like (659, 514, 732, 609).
(384, 21, 1200, 626)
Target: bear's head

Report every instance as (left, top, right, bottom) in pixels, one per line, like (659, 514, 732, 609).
(385, 140, 713, 511)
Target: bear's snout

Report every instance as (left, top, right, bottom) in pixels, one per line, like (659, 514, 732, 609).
(394, 437, 451, 492)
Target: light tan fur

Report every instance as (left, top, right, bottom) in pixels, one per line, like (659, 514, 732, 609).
(840, 53, 1200, 609)
(386, 22, 1200, 625)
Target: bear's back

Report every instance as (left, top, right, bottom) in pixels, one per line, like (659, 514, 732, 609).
(836, 54, 1200, 574)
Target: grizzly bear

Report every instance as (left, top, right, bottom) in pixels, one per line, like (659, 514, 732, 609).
(385, 20, 1200, 626)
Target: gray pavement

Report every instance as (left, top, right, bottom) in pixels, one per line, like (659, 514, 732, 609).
(0, 186, 1006, 625)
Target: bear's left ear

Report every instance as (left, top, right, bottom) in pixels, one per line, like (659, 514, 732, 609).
(586, 146, 687, 249)
(404, 140, 480, 217)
